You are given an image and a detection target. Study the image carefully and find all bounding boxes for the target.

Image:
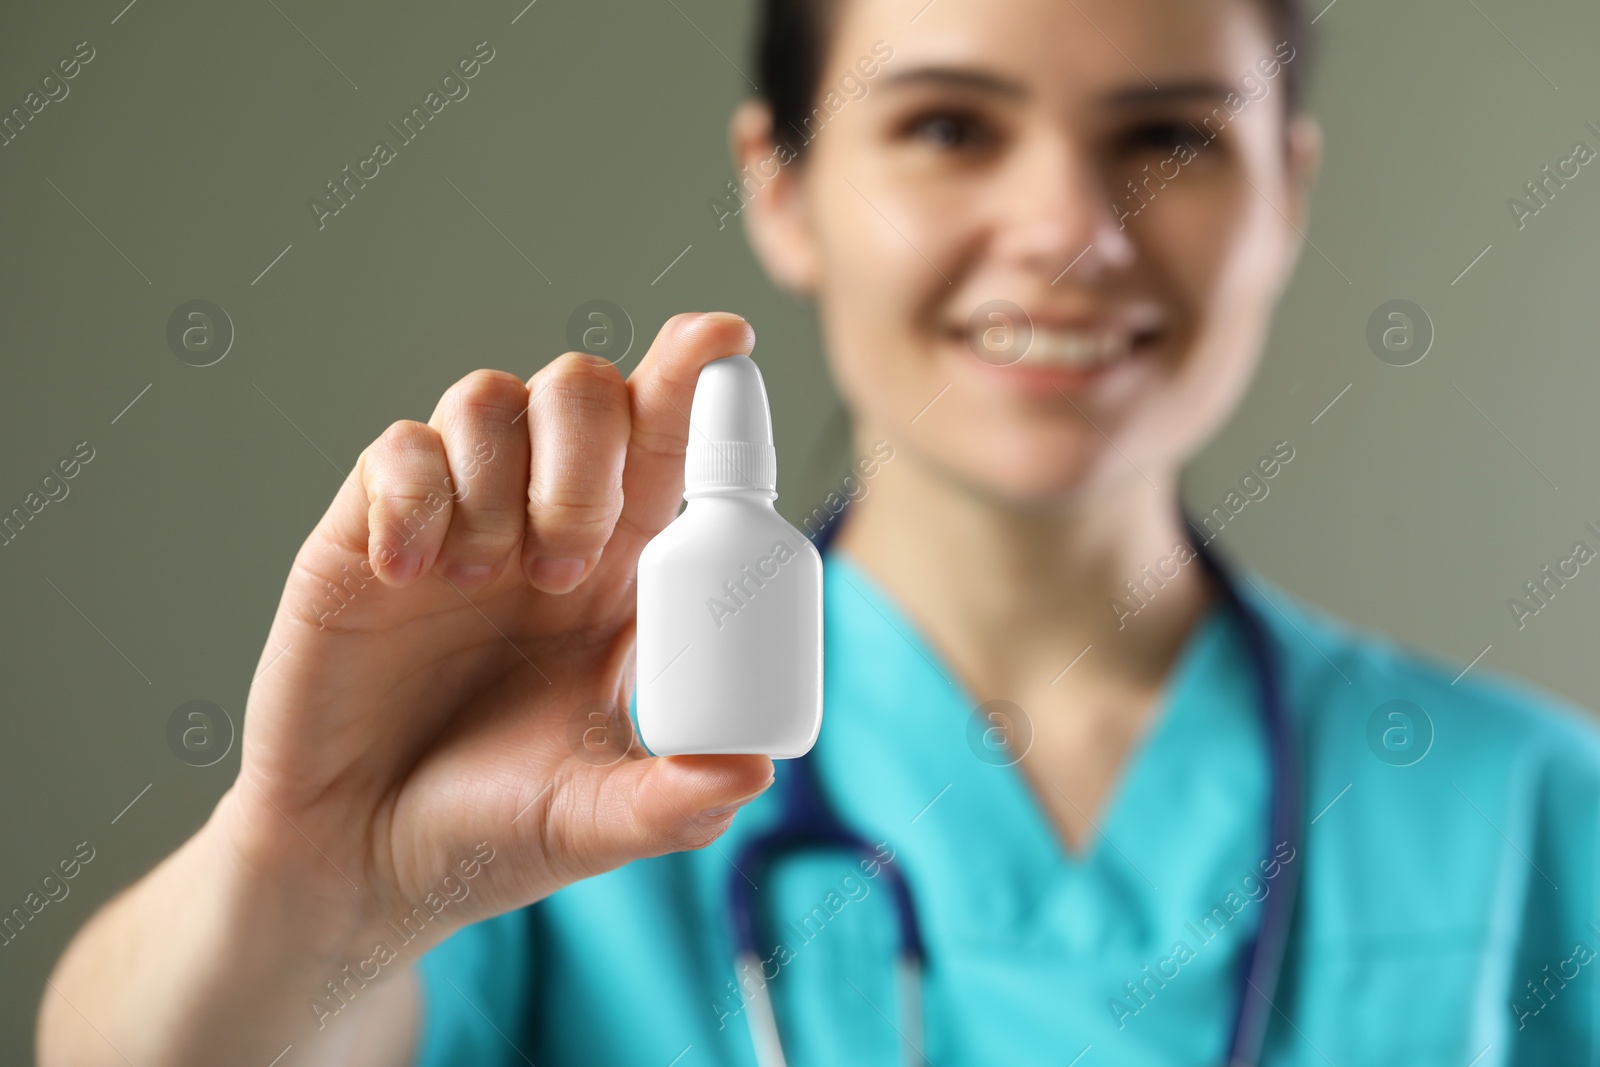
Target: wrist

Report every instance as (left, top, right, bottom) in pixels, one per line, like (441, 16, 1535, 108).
(40, 787, 378, 1067)
(203, 781, 371, 972)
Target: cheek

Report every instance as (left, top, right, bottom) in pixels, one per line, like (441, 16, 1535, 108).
(807, 127, 975, 310)
(1138, 215, 1281, 460)
(1091, 160, 1285, 468)
(1134, 158, 1284, 376)
(1134, 167, 1258, 313)
(1188, 184, 1287, 379)
(812, 160, 957, 307)
(810, 165, 956, 418)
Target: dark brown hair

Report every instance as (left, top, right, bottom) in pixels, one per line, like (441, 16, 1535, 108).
(754, 0, 1315, 158)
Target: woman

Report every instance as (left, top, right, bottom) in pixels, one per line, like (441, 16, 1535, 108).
(38, 0, 1600, 1063)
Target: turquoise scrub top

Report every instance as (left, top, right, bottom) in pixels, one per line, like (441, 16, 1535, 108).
(413, 550, 1600, 1065)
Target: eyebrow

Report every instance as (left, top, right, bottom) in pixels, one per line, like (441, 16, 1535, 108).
(1100, 80, 1239, 107)
(878, 66, 1028, 99)
(877, 66, 1237, 108)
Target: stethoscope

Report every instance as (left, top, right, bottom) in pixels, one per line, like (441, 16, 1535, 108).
(725, 497, 1304, 1067)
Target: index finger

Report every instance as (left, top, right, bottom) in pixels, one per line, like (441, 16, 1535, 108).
(614, 312, 759, 548)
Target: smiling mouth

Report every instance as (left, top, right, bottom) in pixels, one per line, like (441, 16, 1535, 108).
(957, 322, 1165, 371)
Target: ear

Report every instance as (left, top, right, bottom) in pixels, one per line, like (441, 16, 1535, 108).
(728, 97, 821, 297)
(1274, 113, 1322, 297)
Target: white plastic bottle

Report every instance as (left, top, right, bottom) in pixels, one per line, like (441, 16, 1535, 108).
(636, 354, 823, 758)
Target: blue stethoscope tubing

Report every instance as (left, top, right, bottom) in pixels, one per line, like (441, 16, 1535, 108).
(726, 498, 1303, 1067)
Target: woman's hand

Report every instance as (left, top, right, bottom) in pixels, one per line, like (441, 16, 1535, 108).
(38, 312, 775, 1066)
(230, 309, 772, 941)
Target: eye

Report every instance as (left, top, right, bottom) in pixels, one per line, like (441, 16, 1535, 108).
(903, 109, 994, 152)
(1120, 120, 1197, 155)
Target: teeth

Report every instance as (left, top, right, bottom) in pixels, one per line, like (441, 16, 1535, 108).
(1018, 327, 1131, 367)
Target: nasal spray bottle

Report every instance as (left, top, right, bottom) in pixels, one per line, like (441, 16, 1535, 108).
(636, 354, 823, 758)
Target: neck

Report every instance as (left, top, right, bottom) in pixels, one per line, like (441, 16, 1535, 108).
(830, 432, 1218, 699)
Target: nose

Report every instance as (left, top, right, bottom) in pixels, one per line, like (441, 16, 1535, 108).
(989, 132, 1136, 282)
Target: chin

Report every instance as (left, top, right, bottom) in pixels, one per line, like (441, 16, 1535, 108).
(927, 434, 1131, 509)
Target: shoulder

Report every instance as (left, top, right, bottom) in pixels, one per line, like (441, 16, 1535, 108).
(1228, 574, 1600, 1054)
(1233, 567, 1600, 780)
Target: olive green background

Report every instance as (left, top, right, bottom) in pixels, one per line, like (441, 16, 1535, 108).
(3, 0, 1600, 1058)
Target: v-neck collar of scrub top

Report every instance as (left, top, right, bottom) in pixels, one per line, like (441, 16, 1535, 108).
(809, 547, 1271, 964)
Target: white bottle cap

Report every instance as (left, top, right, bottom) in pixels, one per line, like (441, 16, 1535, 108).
(685, 354, 777, 495)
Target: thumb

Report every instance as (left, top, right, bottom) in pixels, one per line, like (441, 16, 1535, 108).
(624, 755, 774, 857)
(596, 754, 775, 862)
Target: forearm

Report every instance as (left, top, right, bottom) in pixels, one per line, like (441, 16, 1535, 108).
(36, 789, 417, 1067)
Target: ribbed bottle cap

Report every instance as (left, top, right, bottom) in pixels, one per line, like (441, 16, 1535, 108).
(685, 355, 777, 494)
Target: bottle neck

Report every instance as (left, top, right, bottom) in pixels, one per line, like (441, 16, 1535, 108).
(683, 486, 778, 504)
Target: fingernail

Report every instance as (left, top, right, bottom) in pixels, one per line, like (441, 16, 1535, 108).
(529, 556, 587, 593)
(387, 548, 422, 583)
(699, 777, 775, 819)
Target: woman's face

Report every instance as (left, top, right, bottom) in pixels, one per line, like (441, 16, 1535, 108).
(735, 0, 1320, 505)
